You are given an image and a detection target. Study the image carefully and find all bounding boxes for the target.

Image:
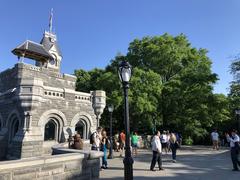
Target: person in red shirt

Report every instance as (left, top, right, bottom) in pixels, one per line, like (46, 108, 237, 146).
(119, 130, 126, 157)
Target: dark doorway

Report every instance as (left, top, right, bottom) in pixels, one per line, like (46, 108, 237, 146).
(75, 120, 85, 139)
(44, 120, 57, 141)
(9, 118, 19, 143)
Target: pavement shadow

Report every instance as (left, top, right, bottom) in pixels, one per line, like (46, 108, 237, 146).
(101, 147, 240, 180)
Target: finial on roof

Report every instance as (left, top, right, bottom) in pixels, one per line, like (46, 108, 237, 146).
(49, 8, 53, 33)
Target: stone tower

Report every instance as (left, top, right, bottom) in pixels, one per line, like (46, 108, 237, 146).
(0, 14, 106, 160)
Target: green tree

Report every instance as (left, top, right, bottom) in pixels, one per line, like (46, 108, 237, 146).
(74, 69, 91, 92)
(229, 59, 240, 109)
(75, 33, 230, 144)
(120, 34, 219, 141)
(228, 58, 240, 129)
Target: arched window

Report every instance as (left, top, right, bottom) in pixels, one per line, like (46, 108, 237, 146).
(13, 120, 19, 137)
(9, 118, 19, 143)
(75, 119, 88, 139)
(44, 119, 57, 141)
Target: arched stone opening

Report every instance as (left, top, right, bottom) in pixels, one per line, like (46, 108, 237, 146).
(8, 116, 20, 144)
(71, 112, 93, 140)
(38, 109, 67, 142)
(44, 119, 59, 141)
(75, 119, 88, 139)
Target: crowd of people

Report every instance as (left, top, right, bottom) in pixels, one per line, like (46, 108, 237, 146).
(88, 127, 182, 171)
(89, 128, 138, 169)
(68, 127, 240, 172)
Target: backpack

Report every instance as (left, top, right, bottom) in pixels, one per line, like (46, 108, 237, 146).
(90, 132, 96, 144)
(105, 138, 111, 149)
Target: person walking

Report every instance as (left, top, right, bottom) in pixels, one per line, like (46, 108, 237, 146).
(150, 131, 164, 171)
(114, 131, 120, 152)
(131, 131, 139, 156)
(166, 130, 171, 153)
(161, 131, 168, 154)
(169, 132, 178, 163)
(211, 129, 219, 150)
(119, 130, 126, 157)
(91, 126, 102, 151)
(101, 130, 108, 169)
(226, 130, 240, 171)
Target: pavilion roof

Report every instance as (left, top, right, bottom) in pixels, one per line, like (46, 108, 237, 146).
(12, 40, 53, 62)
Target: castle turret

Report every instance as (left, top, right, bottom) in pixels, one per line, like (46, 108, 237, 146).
(12, 9, 62, 73)
(40, 31, 62, 72)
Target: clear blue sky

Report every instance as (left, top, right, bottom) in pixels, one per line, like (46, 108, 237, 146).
(0, 0, 239, 95)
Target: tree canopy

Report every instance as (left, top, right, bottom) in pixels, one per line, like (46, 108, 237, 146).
(228, 58, 240, 130)
(75, 33, 231, 144)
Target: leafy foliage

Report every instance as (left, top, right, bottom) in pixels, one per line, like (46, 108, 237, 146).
(75, 34, 231, 144)
(228, 58, 240, 130)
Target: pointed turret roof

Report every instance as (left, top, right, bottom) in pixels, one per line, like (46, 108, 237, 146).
(40, 31, 62, 57)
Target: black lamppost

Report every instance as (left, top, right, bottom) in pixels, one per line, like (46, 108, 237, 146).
(235, 109, 240, 132)
(108, 104, 114, 159)
(118, 60, 133, 180)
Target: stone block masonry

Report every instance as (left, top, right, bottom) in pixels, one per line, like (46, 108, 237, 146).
(0, 62, 105, 159)
(0, 152, 101, 180)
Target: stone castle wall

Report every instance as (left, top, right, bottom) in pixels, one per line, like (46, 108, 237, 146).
(0, 62, 103, 160)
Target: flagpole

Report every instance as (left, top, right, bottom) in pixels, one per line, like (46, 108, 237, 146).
(49, 8, 53, 33)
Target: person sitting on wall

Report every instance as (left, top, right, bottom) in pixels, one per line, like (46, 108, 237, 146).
(73, 134, 83, 150)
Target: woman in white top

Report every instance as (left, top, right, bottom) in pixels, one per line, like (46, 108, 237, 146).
(150, 131, 164, 171)
(161, 131, 168, 154)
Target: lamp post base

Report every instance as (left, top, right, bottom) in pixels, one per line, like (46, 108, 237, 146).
(123, 156, 134, 180)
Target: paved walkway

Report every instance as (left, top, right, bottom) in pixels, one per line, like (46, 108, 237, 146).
(100, 146, 240, 180)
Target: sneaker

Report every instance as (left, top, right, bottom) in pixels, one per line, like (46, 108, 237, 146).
(150, 169, 156, 171)
(159, 168, 164, 171)
(172, 160, 177, 163)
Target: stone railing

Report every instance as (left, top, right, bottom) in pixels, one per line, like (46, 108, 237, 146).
(44, 86, 64, 99)
(0, 144, 103, 180)
(16, 63, 42, 73)
(28, 64, 41, 72)
(75, 92, 92, 102)
(51, 143, 103, 159)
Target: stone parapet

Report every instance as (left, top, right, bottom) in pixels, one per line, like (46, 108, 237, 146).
(52, 143, 104, 159)
(0, 151, 101, 180)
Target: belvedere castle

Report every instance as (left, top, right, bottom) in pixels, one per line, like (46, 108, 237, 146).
(0, 18, 106, 160)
